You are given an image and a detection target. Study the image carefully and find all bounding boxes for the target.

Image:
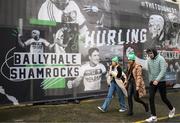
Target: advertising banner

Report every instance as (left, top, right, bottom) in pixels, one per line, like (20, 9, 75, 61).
(0, 0, 179, 105)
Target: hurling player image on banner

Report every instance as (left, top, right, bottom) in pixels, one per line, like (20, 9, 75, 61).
(145, 14, 165, 49)
(164, 13, 180, 49)
(38, 0, 88, 35)
(82, 0, 111, 29)
(67, 47, 106, 91)
(18, 30, 55, 53)
(146, 14, 180, 49)
(54, 23, 79, 53)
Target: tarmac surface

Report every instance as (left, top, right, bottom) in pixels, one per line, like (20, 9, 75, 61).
(0, 89, 179, 123)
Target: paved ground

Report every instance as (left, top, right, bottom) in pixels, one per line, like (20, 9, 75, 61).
(0, 89, 179, 123)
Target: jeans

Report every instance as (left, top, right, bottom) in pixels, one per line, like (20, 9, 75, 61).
(149, 81, 173, 116)
(101, 80, 126, 111)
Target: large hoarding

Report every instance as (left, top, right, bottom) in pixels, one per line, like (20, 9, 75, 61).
(0, 0, 179, 105)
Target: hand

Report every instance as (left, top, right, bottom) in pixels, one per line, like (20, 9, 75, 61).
(153, 80, 159, 85)
(63, 44, 68, 48)
(124, 80, 127, 84)
(18, 34, 22, 38)
(67, 80, 73, 89)
(83, 5, 99, 13)
(96, 20, 103, 27)
(124, 81, 127, 85)
(136, 86, 139, 91)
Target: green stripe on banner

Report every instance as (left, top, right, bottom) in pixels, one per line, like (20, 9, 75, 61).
(29, 18, 57, 26)
(42, 78, 66, 89)
(26, 64, 66, 89)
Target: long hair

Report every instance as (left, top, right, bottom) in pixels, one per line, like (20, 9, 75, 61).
(126, 61, 135, 80)
(111, 63, 122, 78)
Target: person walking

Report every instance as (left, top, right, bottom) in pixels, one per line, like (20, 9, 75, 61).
(145, 48, 175, 122)
(126, 52, 149, 116)
(97, 56, 128, 112)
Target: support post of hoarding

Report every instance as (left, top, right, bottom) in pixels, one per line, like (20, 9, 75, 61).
(19, 18, 23, 36)
(30, 80, 34, 102)
(73, 87, 79, 104)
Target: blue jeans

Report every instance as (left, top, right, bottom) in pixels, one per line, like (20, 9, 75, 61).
(101, 80, 126, 111)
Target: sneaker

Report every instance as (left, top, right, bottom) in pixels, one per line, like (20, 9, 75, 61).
(119, 108, 127, 112)
(169, 107, 175, 118)
(97, 106, 105, 112)
(145, 116, 157, 122)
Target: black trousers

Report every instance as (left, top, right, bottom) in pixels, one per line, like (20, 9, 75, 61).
(128, 80, 147, 113)
(149, 82, 173, 116)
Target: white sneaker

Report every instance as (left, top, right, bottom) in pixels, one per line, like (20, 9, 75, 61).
(169, 107, 175, 118)
(97, 106, 105, 112)
(145, 116, 157, 122)
(119, 108, 127, 112)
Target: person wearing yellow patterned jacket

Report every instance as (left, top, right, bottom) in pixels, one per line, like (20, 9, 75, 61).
(126, 52, 148, 116)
